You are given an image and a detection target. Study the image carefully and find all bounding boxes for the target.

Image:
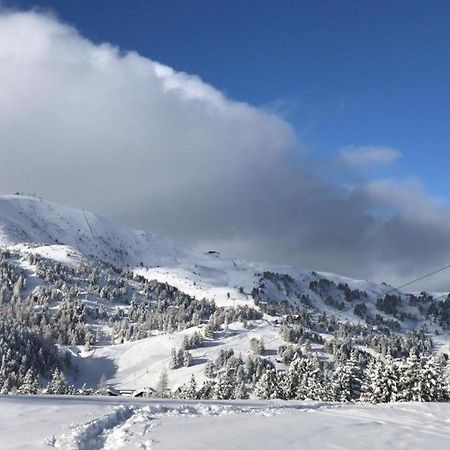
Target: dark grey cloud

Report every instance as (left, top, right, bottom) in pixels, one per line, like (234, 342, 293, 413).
(1, 10, 449, 290)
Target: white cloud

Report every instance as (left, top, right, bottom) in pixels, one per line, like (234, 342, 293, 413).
(338, 146, 402, 167)
(0, 10, 296, 227)
(0, 10, 449, 290)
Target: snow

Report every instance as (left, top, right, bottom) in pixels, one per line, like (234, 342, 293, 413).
(134, 264, 255, 308)
(2, 195, 450, 395)
(1, 395, 450, 449)
(11, 243, 82, 267)
(1, 196, 450, 448)
(0, 195, 272, 309)
(1, 195, 447, 317)
(0, 195, 411, 312)
(0, 195, 191, 267)
(74, 320, 283, 390)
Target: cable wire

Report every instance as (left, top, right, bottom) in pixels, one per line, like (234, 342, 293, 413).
(384, 263, 450, 296)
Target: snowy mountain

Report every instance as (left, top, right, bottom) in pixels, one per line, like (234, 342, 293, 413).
(0, 194, 190, 267)
(0, 194, 407, 308)
(0, 194, 449, 402)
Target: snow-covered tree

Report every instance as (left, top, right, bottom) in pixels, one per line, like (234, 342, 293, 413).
(46, 369, 67, 395)
(361, 356, 398, 403)
(178, 374, 198, 400)
(331, 352, 363, 402)
(254, 368, 278, 399)
(398, 350, 422, 401)
(416, 356, 448, 402)
(214, 370, 236, 400)
(156, 368, 169, 398)
(18, 369, 39, 394)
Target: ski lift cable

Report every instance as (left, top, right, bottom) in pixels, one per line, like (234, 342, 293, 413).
(385, 263, 450, 296)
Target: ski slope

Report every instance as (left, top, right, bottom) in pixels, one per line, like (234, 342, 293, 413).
(1, 395, 450, 450)
(74, 320, 284, 391)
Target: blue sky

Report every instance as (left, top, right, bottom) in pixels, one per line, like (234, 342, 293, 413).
(6, 0, 450, 201)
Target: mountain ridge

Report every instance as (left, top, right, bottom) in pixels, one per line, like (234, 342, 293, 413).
(1, 193, 449, 398)
(0, 194, 190, 267)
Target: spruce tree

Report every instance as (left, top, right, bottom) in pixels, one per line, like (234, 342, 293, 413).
(254, 368, 278, 399)
(214, 370, 236, 400)
(419, 356, 447, 402)
(361, 356, 399, 403)
(156, 368, 169, 398)
(398, 350, 421, 401)
(18, 369, 39, 395)
(331, 353, 363, 402)
(47, 369, 67, 395)
(179, 374, 198, 400)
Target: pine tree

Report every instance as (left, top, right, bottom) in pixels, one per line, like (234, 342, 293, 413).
(156, 368, 169, 398)
(285, 356, 302, 399)
(183, 350, 192, 367)
(331, 353, 363, 402)
(361, 358, 383, 403)
(214, 370, 236, 400)
(1, 376, 13, 395)
(169, 348, 179, 369)
(12, 275, 24, 300)
(204, 360, 215, 378)
(398, 350, 421, 401)
(419, 356, 447, 402)
(305, 365, 327, 401)
(198, 379, 215, 400)
(18, 369, 39, 394)
(236, 364, 246, 383)
(47, 369, 67, 395)
(361, 356, 398, 403)
(274, 370, 288, 400)
(382, 355, 400, 402)
(250, 338, 265, 356)
(295, 355, 326, 401)
(254, 368, 278, 399)
(179, 374, 198, 400)
(233, 380, 247, 399)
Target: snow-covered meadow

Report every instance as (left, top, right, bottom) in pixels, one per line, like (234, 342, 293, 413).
(1, 395, 450, 450)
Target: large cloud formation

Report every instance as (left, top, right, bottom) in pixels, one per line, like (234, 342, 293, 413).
(1, 10, 449, 290)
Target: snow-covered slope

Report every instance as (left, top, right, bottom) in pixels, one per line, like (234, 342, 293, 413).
(2, 194, 450, 335)
(0, 195, 416, 304)
(0, 195, 397, 309)
(0, 194, 189, 267)
(1, 194, 450, 397)
(2, 396, 450, 450)
(75, 320, 284, 391)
